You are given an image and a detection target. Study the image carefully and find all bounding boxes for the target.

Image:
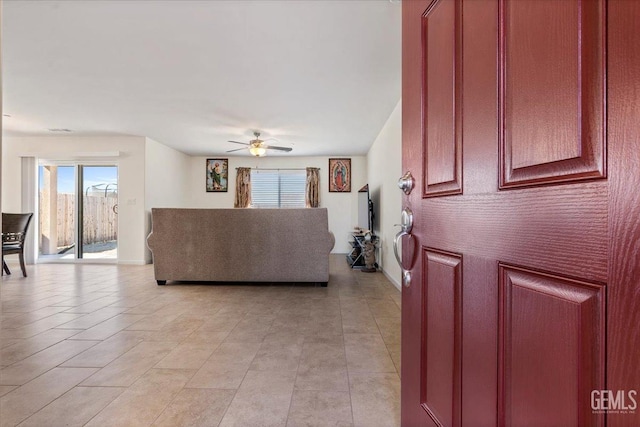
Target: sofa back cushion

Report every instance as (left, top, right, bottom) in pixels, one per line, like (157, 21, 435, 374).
(147, 208, 333, 282)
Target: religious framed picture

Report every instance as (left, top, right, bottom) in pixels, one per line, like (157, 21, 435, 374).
(206, 158, 229, 192)
(328, 158, 351, 192)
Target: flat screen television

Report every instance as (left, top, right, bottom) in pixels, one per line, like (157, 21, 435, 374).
(358, 184, 374, 232)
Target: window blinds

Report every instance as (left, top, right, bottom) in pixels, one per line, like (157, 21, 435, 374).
(250, 169, 306, 208)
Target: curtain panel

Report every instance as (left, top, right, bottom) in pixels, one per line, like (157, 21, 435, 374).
(234, 167, 252, 208)
(306, 167, 320, 208)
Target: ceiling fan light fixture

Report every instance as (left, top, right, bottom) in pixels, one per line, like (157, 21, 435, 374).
(249, 146, 267, 157)
(227, 131, 291, 156)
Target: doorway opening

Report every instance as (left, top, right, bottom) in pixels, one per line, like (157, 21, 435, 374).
(38, 163, 118, 261)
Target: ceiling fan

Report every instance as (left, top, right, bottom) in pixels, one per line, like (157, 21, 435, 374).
(227, 131, 293, 157)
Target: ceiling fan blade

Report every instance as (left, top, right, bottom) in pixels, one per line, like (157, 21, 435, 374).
(228, 140, 250, 146)
(226, 148, 246, 153)
(263, 145, 293, 152)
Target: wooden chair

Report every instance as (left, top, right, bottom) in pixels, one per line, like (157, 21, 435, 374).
(2, 213, 34, 277)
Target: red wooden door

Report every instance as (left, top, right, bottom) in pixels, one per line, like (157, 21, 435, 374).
(401, 0, 640, 426)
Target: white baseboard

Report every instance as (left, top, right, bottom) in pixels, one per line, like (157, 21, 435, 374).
(117, 260, 149, 265)
(382, 268, 401, 291)
(35, 258, 117, 265)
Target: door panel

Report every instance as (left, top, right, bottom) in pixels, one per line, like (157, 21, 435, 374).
(402, 0, 640, 425)
(505, 0, 581, 168)
(422, 249, 462, 426)
(423, 0, 462, 197)
(499, 0, 606, 188)
(498, 265, 605, 426)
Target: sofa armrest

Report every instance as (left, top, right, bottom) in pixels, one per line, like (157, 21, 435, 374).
(328, 231, 335, 252)
(146, 231, 155, 252)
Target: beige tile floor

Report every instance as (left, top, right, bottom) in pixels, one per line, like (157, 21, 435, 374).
(0, 255, 401, 427)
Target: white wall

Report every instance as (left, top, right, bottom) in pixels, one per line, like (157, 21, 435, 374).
(1, 136, 148, 264)
(144, 137, 191, 262)
(186, 155, 367, 253)
(367, 100, 402, 288)
(1, 129, 401, 271)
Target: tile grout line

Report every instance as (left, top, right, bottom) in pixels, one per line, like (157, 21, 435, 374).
(339, 292, 357, 427)
(147, 367, 200, 426)
(368, 300, 401, 378)
(213, 308, 266, 426)
(284, 330, 305, 426)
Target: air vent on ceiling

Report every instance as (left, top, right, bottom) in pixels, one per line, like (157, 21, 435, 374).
(48, 128, 73, 132)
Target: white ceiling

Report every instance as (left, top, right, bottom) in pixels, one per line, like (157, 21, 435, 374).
(2, 0, 401, 157)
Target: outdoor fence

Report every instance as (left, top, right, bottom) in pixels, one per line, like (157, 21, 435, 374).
(39, 193, 118, 248)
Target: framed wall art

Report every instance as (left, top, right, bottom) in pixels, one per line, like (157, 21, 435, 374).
(206, 158, 229, 192)
(329, 158, 351, 192)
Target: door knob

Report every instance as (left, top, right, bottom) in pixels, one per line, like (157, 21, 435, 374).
(393, 207, 414, 287)
(397, 171, 415, 195)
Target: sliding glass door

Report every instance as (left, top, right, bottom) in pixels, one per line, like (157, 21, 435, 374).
(79, 166, 118, 259)
(39, 165, 76, 258)
(38, 163, 118, 260)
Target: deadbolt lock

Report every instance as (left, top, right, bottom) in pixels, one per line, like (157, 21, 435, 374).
(397, 171, 415, 195)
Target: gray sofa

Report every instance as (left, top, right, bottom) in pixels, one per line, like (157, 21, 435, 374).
(146, 208, 335, 285)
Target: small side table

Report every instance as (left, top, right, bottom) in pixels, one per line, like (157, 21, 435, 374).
(346, 233, 379, 270)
